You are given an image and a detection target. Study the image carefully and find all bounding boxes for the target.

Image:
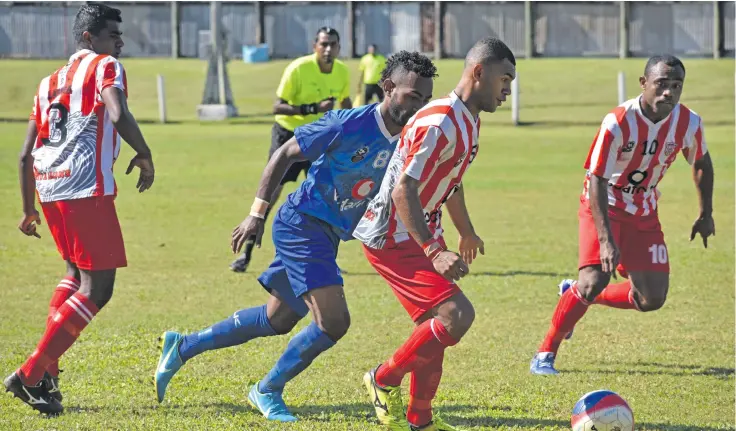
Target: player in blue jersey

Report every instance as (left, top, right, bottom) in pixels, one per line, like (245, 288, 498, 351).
(154, 51, 437, 421)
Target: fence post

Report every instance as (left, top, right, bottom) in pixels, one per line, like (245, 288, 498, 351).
(619, 1, 629, 59)
(618, 71, 626, 105)
(524, 1, 534, 58)
(347, 1, 356, 58)
(433, 1, 442, 59)
(511, 73, 519, 126)
(170, 1, 179, 59)
(256, 1, 265, 44)
(157, 75, 167, 123)
(713, 1, 722, 59)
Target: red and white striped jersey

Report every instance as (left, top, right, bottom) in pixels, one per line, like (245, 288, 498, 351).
(354, 91, 480, 249)
(583, 96, 707, 216)
(30, 49, 128, 203)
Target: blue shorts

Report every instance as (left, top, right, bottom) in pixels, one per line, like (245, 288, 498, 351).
(258, 203, 343, 317)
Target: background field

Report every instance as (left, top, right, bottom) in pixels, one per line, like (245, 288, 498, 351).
(0, 57, 733, 430)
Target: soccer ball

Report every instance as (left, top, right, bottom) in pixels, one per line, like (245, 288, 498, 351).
(571, 390, 634, 431)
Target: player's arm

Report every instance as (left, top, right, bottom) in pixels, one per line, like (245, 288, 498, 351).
(101, 87, 154, 193)
(687, 119, 715, 248)
(231, 115, 342, 253)
(445, 183, 484, 265)
(18, 119, 41, 238)
(585, 114, 623, 276)
(392, 126, 468, 281)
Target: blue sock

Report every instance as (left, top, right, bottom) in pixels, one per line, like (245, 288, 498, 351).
(258, 322, 336, 393)
(178, 304, 277, 362)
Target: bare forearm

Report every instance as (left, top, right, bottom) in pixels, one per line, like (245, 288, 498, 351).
(445, 184, 474, 237)
(589, 175, 614, 242)
(255, 141, 306, 204)
(693, 153, 714, 217)
(19, 120, 37, 213)
(114, 112, 151, 156)
(392, 181, 433, 245)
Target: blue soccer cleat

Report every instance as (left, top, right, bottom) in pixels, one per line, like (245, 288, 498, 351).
(558, 279, 577, 340)
(247, 383, 297, 422)
(155, 331, 185, 403)
(530, 352, 559, 375)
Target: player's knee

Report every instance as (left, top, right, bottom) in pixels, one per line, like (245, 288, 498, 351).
(435, 297, 475, 340)
(577, 268, 610, 302)
(269, 316, 299, 335)
(316, 312, 351, 341)
(636, 294, 667, 312)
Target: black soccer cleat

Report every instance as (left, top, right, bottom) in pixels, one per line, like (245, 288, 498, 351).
(4, 371, 64, 416)
(42, 371, 62, 403)
(230, 238, 255, 273)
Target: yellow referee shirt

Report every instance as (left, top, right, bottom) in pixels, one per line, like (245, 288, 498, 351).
(275, 53, 351, 132)
(359, 53, 386, 85)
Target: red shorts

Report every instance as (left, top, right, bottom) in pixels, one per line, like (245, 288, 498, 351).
(578, 198, 669, 274)
(362, 237, 462, 322)
(41, 196, 127, 271)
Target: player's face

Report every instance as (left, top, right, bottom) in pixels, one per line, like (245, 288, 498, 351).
(314, 33, 340, 65)
(383, 71, 433, 126)
(475, 59, 515, 113)
(85, 20, 124, 58)
(640, 62, 685, 117)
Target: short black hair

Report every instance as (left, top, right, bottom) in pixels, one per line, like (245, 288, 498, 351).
(644, 55, 685, 76)
(368, 44, 377, 50)
(465, 37, 516, 67)
(380, 50, 438, 84)
(315, 26, 340, 43)
(73, 3, 122, 45)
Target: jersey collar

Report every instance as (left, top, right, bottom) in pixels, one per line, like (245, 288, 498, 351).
(634, 94, 677, 127)
(449, 90, 476, 123)
(70, 49, 95, 62)
(374, 103, 400, 142)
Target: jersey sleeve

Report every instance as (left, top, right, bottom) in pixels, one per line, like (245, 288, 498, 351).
(276, 63, 299, 101)
(583, 113, 623, 179)
(294, 111, 343, 162)
(682, 117, 708, 165)
(404, 126, 452, 182)
(96, 56, 127, 96)
(29, 92, 39, 121)
(358, 56, 366, 71)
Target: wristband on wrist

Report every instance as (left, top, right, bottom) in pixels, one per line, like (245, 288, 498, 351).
(300, 103, 318, 115)
(250, 197, 270, 220)
(422, 238, 445, 261)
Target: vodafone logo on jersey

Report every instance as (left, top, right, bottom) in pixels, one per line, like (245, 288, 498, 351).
(351, 179, 375, 200)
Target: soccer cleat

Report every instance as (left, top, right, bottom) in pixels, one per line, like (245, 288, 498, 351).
(42, 371, 62, 403)
(247, 383, 298, 422)
(4, 371, 64, 416)
(230, 239, 255, 273)
(530, 352, 559, 375)
(558, 279, 576, 340)
(411, 415, 463, 431)
(363, 367, 409, 430)
(155, 331, 185, 403)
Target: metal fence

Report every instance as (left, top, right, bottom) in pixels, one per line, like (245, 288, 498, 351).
(0, 1, 732, 59)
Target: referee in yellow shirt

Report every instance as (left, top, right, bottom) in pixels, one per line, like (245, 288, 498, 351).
(357, 44, 387, 103)
(231, 26, 352, 272)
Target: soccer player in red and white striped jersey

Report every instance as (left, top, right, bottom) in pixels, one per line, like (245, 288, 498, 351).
(355, 38, 516, 431)
(5, 4, 155, 415)
(530, 55, 715, 376)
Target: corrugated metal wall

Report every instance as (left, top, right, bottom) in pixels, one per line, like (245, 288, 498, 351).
(724, 2, 735, 56)
(535, 2, 619, 57)
(443, 2, 525, 58)
(354, 2, 421, 56)
(264, 2, 348, 59)
(629, 2, 714, 57)
(0, 2, 731, 59)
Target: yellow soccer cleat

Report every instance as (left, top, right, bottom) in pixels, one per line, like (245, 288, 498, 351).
(410, 414, 463, 431)
(363, 367, 409, 430)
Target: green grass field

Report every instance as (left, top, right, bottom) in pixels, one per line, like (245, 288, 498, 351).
(0, 57, 733, 431)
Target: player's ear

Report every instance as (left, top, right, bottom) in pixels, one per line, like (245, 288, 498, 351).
(472, 63, 484, 82)
(382, 79, 395, 97)
(639, 75, 647, 90)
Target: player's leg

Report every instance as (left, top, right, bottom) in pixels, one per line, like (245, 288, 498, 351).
(364, 83, 373, 104)
(375, 84, 385, 102)
(249, 208, 344, 422)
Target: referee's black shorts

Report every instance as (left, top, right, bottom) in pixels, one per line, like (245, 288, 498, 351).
(269, 122, 311, 185)
(364, 83, 384, 103)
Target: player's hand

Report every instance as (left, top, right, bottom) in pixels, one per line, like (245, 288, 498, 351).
(318, 98, 335, 112)
(458, 233, 485, 265)
(433, 250, 470, 282)
(18, 210, 42, 239)
(599, 237, 620, 279)
(690, 214, 715, 248)
(231, 216, 265, 254)
(125, 153, 155, 193)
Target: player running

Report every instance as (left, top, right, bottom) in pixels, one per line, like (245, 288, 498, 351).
(5, 3, 155, 415)
(530, 55, 715, 375)
(354, 37, 516, 431)
(154, 51, 437, 422)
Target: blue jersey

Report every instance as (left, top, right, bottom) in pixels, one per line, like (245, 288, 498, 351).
(287, 103, 399, 241)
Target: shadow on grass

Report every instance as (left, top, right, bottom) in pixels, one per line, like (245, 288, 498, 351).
(565, 361, 735, 379)
(344, 270, 574, 278)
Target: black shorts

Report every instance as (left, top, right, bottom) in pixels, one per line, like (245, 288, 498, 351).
(269, 123, 311, 184)
(364, 83, 384, 103)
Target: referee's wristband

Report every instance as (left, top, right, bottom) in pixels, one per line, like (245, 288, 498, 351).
(300, 103, 318, 115)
